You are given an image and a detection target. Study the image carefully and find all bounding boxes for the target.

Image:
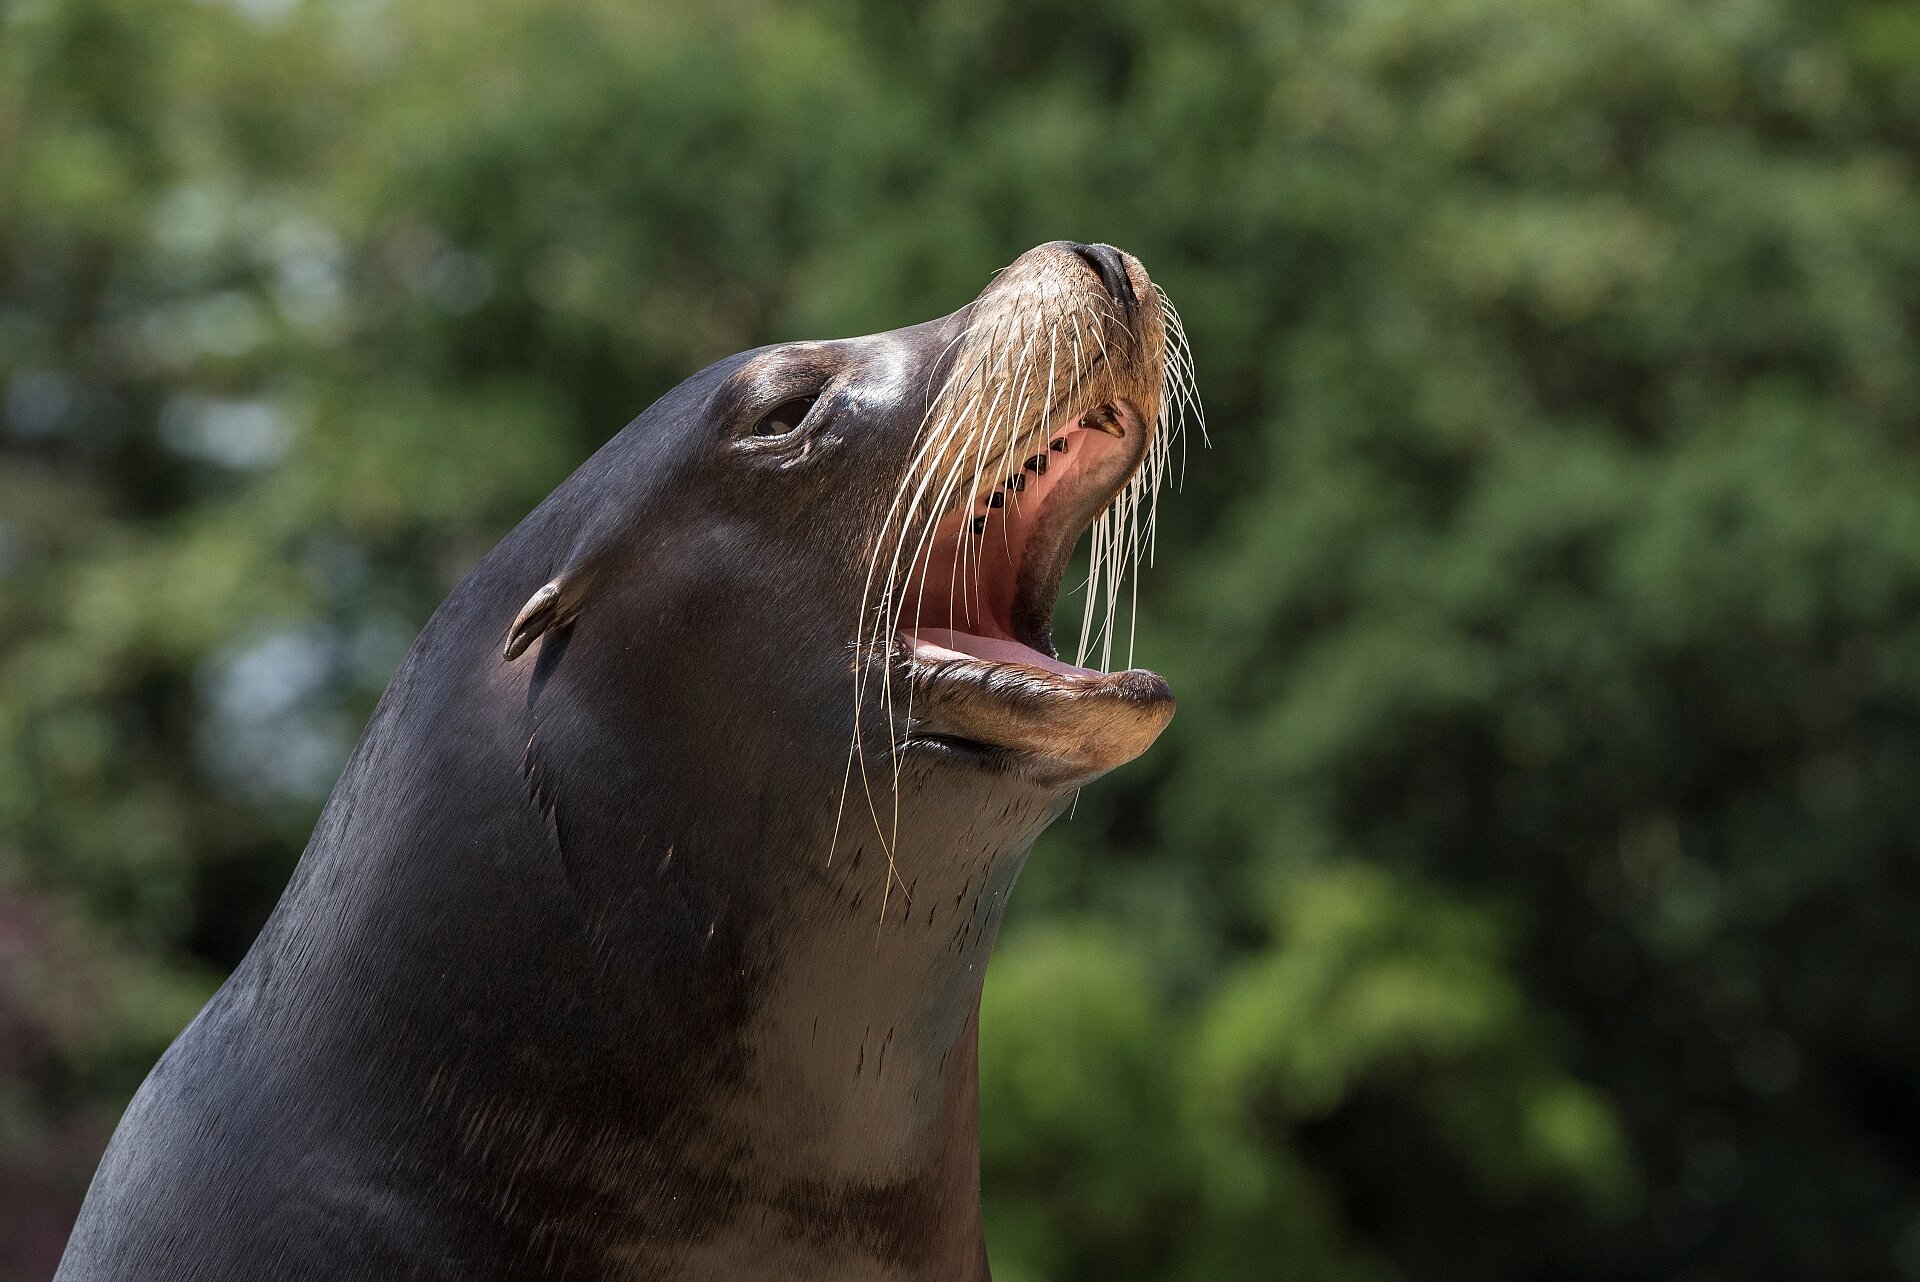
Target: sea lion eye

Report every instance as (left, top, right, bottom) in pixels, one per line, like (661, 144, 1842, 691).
(753, 395, 817, 438)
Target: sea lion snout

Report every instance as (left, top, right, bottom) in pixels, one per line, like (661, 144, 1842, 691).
(846, 242, 1196, 787)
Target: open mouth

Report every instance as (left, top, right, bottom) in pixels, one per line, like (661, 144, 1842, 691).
(857, 239, 1196, 784)
(890, 395, 1175, 781)
(902, 398, 1138, 674)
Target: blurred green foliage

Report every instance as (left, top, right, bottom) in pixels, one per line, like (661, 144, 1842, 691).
(5, 0, 1920, 1278)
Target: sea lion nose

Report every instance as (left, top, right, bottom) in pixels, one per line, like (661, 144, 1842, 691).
(1065, 242, 1137, 313)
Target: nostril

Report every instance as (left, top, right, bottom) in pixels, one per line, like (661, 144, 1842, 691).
(1065, 242, 1137, 313)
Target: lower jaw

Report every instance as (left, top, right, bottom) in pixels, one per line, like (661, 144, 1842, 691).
(888, 637, 1176, 784)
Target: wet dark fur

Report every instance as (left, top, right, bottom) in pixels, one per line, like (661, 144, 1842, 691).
(57, 247, 1170, 1281)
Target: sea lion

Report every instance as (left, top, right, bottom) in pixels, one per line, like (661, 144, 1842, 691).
(56, 241, 1199, 1281)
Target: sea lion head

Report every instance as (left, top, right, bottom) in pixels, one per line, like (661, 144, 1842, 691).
(500, 241, 1195, 828)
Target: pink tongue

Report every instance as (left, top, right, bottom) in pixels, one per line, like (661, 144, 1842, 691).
(908, 628, 1102, 678)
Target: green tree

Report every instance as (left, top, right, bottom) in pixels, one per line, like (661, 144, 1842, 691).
(5, 0, 1920, 1279)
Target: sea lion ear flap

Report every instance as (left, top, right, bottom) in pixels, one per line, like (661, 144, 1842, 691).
(503, 580, 576, 661)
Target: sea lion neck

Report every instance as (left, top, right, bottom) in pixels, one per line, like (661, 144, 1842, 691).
(222, 564, 1046, 1277)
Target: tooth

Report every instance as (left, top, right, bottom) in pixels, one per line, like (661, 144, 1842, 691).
(1024, 455, 1047, 474)
(986, 492, 1005, 509)
(1006, 474, 1026, 492)
(1050, 437, 1069, 452)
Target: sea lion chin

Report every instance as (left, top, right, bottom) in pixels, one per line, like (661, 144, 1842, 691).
(56, 241, 1200, 1282)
